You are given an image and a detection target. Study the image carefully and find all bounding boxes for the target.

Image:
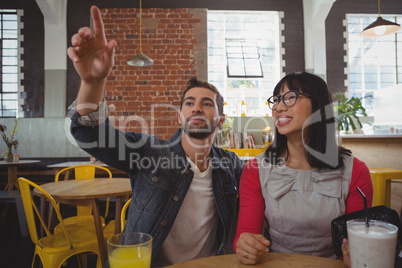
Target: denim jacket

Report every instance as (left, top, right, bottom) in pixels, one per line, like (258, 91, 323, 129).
(69, 108, 243, 261)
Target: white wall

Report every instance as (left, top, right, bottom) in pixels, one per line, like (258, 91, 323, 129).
(0, 118, 88, 158)
(373, 84, 402, 133)
(2, 0, 80, 159)
(303, 0, 336, 77)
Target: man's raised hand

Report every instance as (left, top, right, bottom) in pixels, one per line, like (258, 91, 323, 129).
(67, 6, 116, 83)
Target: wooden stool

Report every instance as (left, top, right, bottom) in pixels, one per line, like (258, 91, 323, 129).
(369, 168, 402, 207)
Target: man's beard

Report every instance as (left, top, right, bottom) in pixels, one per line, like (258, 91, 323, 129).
(183, 116, 218, 140)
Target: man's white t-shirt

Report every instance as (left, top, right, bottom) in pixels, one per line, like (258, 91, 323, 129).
(152, 157, 219, 267)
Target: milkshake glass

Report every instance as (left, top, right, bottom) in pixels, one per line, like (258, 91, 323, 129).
(347, 219, 398, 268)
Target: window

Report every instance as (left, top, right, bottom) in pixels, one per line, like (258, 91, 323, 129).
(226, 39, 263, 78)
(208, 11, 283, 116)
(346, 14, 402, 117)
(1, 9, 19, 118)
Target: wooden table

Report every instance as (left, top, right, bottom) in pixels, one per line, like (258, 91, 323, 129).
(166, 253, 346, 268)
(33, 178, 132, 267)
(0, 160, 40, 191)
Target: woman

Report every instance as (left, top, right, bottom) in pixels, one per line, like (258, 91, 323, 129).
(234, 72, 373, 266)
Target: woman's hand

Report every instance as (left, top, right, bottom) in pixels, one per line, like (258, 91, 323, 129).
(67, 5, 116, 83)
(341, 238, 351, 268)
(236, 233, 270, 264)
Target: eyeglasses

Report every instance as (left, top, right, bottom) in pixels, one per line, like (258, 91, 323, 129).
(267, 91, 309, 110)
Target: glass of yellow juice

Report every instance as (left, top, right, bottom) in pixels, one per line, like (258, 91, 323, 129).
(107, 232, 153, 268)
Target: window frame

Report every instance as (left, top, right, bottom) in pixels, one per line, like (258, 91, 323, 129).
(345, 14, 402, 116)
(207, 10, 284, 117)
(226, 38, 264, 78)
(0, 9, 20, 118)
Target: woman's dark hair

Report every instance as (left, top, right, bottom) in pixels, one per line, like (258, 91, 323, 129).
(265, 71, 351, 169)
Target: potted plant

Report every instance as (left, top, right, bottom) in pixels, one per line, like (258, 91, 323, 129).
(333, 92, 367, 133)
(216, 117, 233, 148)
(0, 120, 18, 162)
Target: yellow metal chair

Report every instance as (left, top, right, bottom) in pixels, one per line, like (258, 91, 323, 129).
(225, 148, 266, 157)
(100, 197, 131, 238)
(369, 168, 402, 207)
(54, 165, 112, 232)
(17, 177, 101, 268)
(120, 198, 132, 231)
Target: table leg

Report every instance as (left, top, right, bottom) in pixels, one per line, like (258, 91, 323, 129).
(93, 199, 107, 267)
(13, 191, 29, 237)
(48, 203, 55, 234)
(63, 170, 71, 181)
(52, 168, 71, 181)
(2, 166, 18, 227)
(40, 198, 48, 237)
(52, 168, 61, 178)
(5, 166, 18, 191)
(114, 196, 123, 234)
(39, 198, 56, 237)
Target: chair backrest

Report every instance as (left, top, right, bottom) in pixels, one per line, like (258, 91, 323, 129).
(55, 164, 112, 218)
(121, 198, 132, 231)
(55, 164, 112, 182)
(17, 177, 73, 248)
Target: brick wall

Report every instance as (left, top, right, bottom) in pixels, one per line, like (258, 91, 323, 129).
(66, 1, 305, 140)
(101, 8, 204, 139)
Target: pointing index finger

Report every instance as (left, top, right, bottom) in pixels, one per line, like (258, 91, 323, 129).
(90, 5, 106, 40)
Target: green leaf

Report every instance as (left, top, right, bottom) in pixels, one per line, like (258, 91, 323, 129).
(333, 92, 368, 132)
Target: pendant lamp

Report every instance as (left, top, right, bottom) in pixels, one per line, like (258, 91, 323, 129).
(360, 0, 401, 38)
(127, 0, 154, 66)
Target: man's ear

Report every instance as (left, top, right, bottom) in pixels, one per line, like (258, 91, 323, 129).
(217, 114, 226, 128)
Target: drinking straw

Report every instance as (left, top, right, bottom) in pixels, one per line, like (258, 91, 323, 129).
(356, 187, 369, 227)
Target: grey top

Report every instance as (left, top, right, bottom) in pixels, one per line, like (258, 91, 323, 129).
(256, 153, 354, 258)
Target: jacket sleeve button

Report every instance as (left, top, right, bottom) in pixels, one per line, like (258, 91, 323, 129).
(161, 220, 167, 227)
(173, 196, 179, 202)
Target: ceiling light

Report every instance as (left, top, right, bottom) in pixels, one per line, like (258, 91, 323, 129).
(360, 0, 401, 38)
(127, 0, 154, 66)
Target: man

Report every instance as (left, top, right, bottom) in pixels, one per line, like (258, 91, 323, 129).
(67, 5, 243, 266)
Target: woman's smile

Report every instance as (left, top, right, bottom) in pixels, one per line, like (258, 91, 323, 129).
(275, 115, 292, 126)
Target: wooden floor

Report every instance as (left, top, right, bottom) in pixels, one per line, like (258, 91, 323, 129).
(0, 201, 99, 268)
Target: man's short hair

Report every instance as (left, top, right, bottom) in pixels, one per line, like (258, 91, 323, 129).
(180, 76, 224, 115)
